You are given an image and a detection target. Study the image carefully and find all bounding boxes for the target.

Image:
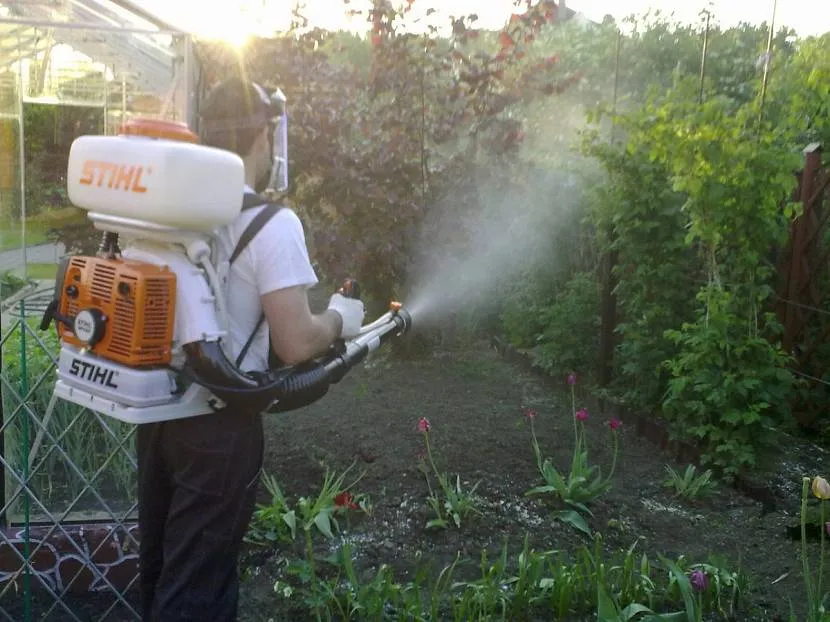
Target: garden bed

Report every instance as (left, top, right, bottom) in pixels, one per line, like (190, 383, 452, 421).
(236, 339, 825, 621)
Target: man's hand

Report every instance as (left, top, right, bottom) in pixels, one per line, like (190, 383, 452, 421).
(260, 285, 343, 365)
(327, 293, 365, 339)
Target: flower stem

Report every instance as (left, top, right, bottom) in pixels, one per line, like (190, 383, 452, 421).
(819, 499, 826, 609)
(423, 432, 444, 519)
(571, 384, 578, 443)
(801, 477, 815, 617)
(607, 431, 619, 480)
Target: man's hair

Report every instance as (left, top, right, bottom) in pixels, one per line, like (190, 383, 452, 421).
(199, 77, 273, 158)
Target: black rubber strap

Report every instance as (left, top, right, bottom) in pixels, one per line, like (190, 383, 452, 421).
(241, 192, 270, 210)
(236, 313, 267, 367)
(230, 195, 284, 367)
(229, 203, 282, 265)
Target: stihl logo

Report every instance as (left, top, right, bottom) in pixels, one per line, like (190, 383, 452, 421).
(78, 160, 152, 193)
(69, 358, 119, 389)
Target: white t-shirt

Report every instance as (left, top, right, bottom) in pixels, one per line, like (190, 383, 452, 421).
(213, 189, 318, 372)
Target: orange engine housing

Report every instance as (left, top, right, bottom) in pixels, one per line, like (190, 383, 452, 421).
(57, 256, 177, 366)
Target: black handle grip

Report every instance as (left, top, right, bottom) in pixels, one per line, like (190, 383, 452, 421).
(338, 278, 360, 299)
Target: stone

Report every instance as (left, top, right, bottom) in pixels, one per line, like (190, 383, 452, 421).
(56, 556, 97, 593)
(0, 539, 57, 574)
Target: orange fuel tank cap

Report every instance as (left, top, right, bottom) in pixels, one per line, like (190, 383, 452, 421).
(120, 117, 199, 143)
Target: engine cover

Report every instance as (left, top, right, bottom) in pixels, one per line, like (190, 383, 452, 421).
(56, 344, 179, 408)
(57, 255, 177, 366)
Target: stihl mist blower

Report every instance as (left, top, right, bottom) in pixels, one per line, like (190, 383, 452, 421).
(37, 117, 411, 424)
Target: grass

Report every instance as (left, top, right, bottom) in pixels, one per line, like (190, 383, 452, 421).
(0, 207, 86, 252)
(19, 263, 60, 280)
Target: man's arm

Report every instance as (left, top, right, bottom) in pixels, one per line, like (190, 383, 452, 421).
(260, 285, 342, 365)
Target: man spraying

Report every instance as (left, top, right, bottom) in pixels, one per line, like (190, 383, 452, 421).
(136, 76, 366, 621)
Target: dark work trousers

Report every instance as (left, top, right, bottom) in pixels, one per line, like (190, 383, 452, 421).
(136, 406, 264, 622)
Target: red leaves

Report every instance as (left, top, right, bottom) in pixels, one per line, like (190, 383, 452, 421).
(498, 31, 515, 51)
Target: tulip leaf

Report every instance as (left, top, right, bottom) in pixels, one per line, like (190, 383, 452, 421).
(554, 509, 592, 537)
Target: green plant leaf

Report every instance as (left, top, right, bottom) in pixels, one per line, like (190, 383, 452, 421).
(313, 509, 334, 539)
(554, 509, 592, 537)
(426, 518, 448, 530)
(526, 485, 557, 496)
(282, 510, 297, 540)
(597, 583, 621, 621)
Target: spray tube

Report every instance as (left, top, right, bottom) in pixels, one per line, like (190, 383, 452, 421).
(180, 277, 412, 414)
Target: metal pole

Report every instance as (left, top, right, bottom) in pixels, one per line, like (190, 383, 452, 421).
(698, 11, 711, 105)
(0, 17, 184, 36)
(103, 67, 109, 135)
(759, 0, 778, 128)
(121, 72, 127, 128)
(19, 300, 31, 622)
(17, 36, 27, 283)
(182, 34, 191, 125)
(610, 28, 622, 142)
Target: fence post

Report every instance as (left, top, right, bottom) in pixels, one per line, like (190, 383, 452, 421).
(782, 143, 822, 355)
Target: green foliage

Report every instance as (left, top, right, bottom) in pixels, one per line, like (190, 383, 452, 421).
(800, 476, 830, 621)
(525, 386, 620, 534)
(0, 269, 30, 298)
(527, 270, 601, 381)
(662, 292, 794, 477)
(417, 421, 483, 530)
(266, 529, 744, 621)
(662, 464, 717, 500)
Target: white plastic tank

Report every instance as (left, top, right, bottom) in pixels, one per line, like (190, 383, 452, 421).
(66, 118, 246, 232)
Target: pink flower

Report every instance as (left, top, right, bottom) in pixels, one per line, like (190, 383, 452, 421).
(524, 408, 537, 421)
(826, 521, 830, 538)
(609, 418, 622, 431)
(566, 372, 577, 385)
(417, 417, 431, 433)
(575, 409, 589, 422)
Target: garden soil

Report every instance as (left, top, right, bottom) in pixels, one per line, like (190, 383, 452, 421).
(235, 338, 827, 622)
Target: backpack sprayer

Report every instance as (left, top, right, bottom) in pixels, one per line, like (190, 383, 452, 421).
(37, 117, 412, 425)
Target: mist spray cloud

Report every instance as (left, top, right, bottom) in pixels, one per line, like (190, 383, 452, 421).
(404, 165, 583, 328)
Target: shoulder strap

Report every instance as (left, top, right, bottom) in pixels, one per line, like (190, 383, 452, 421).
(229, 195, 284, 367)
(230, 201, 283, 266)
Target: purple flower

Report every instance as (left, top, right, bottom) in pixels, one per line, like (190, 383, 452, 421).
(826, 521, 830, 538)
(567, 372, 577, 385)
(689, 568, 708, 592)
(575, 409, 589, 422)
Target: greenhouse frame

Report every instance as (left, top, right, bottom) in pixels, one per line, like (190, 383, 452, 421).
(0, 1, 198, 619)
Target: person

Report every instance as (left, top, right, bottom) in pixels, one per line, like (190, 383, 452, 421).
(135, 76, 366, 621)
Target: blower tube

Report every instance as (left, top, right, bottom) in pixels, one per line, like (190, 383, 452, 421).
(182, 305, 412, 413)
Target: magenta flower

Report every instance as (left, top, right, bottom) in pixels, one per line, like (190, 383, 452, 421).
(608, 418, 622, 431)
(689, 568, 708, 592)
(567, 372, 577, 385)
(524, 408, 537, 421)
(417, 417, 431, 433)
(575, 409, 589, 422)
(826, 521, 830, 538)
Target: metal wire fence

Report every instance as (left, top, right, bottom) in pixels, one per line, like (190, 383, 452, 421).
(1, 294, 141, 621)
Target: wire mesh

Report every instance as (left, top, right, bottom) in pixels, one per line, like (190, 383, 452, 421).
(1, 301, 141, 620)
